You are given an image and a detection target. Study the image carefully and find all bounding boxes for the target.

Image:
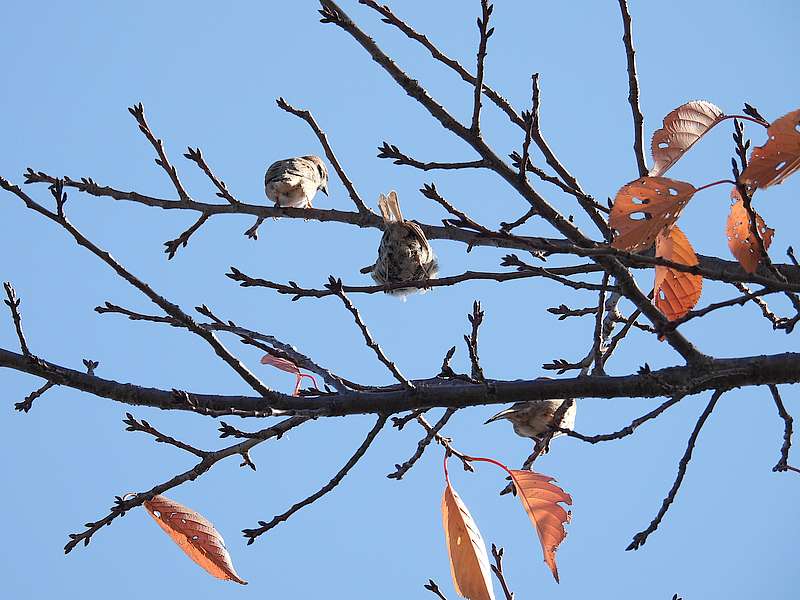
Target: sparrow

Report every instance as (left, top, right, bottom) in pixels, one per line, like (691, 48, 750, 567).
(264, 155, 329, 208)
(362, 191, 439, 296)
(485, 393, 576, 447)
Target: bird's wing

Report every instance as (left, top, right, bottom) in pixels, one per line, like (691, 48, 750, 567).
(403, 221, 434, 257)
(265, 158, 317, 184)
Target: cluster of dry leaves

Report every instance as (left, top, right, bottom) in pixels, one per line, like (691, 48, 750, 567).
(138, 452, 572, 597)
(610, 102, 800, 321)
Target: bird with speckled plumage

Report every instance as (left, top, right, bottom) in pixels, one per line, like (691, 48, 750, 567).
(264, 155, 328, 208)
(362, 191, 438, 296)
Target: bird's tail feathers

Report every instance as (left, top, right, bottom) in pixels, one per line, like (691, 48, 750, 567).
(378, 191, 404, 223)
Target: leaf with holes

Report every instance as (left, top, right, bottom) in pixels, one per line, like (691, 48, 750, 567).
(261, 353, 318, 396)
(610, 177, 696, 251)
(442, 465, 495, 600)
(144, 495, 247, 585)
(741, 108, 800, 188)
(508, 469, 572, 583)
(726, 190, 774, 273)
(649, 100, 725, 177)
(654, 226, 702, 321)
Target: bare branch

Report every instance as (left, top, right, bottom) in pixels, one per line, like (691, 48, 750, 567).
(64, 416, 308, 553)
(183, 146, 239, 205)
(423, 579, 450, 600)
(1, 177, 273, 400)
(3, 282, 31, 357)
(388, 407, 458, 480)
(491, 544, 515, 600)
(15, 380, 56, 413)
(128, 103, 191, 202)
(616, 0, 648, 176)
(769, 385, 799, 473)
(377, 142, 486, 171)
(122, 412, 208, 458)
(465, 300, 486, 382)
(559, 394, 684, 443)
(326, 277, 413, 389)
(627, 389, 724, 551)
(163, 212, 210, 259)
(471, 0, 493, 132)
(242, 414, 388, 543)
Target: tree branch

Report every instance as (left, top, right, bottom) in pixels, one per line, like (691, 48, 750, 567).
(616, 0, 648, 176)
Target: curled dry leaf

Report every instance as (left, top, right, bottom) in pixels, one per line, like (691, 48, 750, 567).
(610, 177, 696, 251)
(144, 495, 247, 585)
(649, 100, 725, 177)
(726, 190, 774, 274)
(741, 108, 800, 189)
(261, 353, 318, 396)
(654, 226, 702, 321)
(508, 469, 572, 583)
(442, 460, 495, 600)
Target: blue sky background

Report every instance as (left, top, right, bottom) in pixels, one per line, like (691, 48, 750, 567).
(1, 1, 799, 598)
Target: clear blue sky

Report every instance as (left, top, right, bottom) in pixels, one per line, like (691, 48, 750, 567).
(2, 1, 799, 598)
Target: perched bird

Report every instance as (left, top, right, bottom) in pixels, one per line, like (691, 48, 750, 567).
(485, 394, 576, 448)
(264, 155, 329, 208)
(362, 191, 439, 296)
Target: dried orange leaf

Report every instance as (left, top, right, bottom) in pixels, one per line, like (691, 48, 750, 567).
(649, 100, 725, 177)
(610, 177, 696, 251)
(654, 226, 702, 321)
(442, 481, 495, 600)
(726, 190, 774, 273)
(508, 469, 572, 583)
(144, 495, 247, 585)
(741, 108, 800, 188)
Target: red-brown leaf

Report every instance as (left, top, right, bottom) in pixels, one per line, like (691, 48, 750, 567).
(610, 177, 696, 252)
(654, 226, 702, 321)
(144, 495, 247, 585)
(261, 353, 318, 396)
(442, 481, 495, 600)
(649, 100, 725, 177)
(726, 190, 774, 274)
(741, 108, 800, 189)
(508, 469, 572, 583)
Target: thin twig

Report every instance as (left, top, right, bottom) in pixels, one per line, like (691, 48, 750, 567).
(128, 103, 191, 202)
(616, 0, 648, 176)
(277, 97, 371, 214)
(64, 416, 309, 553)
(491, 544, 515, 600)
(183, 147, 239, 205)
(122, 413, 208, 458)
(3, 282, 31, 356)
(465, 301, 486, 382)
(559, 394, 684, 443)
(423, 579, 450, 600)
(242, 414, 388, 543)
(377, 142, 486, 171)
(627, 389, 724, 550)
(769, 385, 799, 473)
(326, 277, 414, 389)
(2, 177, 274, 400)
(388, 408, 457, 480)
(471, 0, 493, 132)
(15, 380, 56, 413)
(163, 212, 210, 259)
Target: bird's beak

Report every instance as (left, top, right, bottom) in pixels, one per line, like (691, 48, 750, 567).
(320, 183, 329, 196)
(484, 408, 516, 425)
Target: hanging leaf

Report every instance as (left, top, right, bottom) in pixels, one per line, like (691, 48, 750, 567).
(144, 495, 247, 585)
(649, 100, 725, 177)
(508, 469, 572, 583)
(654, 226, 702, 321)
(741, 108, 800, 188)
(261, 353, 318, 396)
(610, 177, 696, 251)
(442, 463, 495, 600)
(726, 190, 774, 274)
